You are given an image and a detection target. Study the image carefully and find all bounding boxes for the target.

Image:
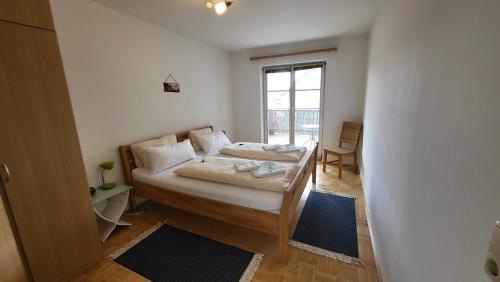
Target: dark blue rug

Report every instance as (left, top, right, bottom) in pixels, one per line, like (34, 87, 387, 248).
(291, 190, 361, 264)
(112, 223, 263, 282)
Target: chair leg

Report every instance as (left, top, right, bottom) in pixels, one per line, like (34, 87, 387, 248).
(322, 150, 327, 172)
(354, 151, 360, 174)
(338, 155, 343, 179)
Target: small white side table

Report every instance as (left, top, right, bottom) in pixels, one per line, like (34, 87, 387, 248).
(91, 184, 132, 242)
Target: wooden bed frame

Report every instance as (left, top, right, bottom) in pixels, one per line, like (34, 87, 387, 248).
(118, 126, 318, 263)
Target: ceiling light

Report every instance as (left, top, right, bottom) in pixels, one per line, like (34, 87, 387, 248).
(205, 0, 234, 15)
(214, 1, 227, 15)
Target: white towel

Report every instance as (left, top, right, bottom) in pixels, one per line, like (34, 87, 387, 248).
(251, 162, 286, 178)
(234, 160, 260, 172)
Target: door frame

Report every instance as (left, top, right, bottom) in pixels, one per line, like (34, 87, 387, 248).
(262, 61, 326, 156)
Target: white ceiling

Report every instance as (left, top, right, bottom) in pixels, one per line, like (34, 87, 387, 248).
(93, 0, 380, 51)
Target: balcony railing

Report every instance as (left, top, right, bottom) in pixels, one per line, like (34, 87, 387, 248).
(267, 109, 320, 145)
(267, 109, 320, 133)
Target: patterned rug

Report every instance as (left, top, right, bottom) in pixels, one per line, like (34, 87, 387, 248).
(111, 222, 263, 281)
(290, 190, 361, 265)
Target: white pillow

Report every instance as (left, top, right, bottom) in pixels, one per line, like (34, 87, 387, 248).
(189, 127, 213, 151)
(145, 139, 196, 174)
(197, 130, 231, 154)
(131, 134, 177, 168)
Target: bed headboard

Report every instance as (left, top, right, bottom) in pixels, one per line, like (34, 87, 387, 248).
(118, 125, 214, 185)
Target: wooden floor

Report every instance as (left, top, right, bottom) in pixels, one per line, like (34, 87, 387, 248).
(75, 165, 379, 282)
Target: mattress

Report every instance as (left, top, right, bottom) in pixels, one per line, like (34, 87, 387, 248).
(132, 157, 284, 212)
(132, 146, 313, 212)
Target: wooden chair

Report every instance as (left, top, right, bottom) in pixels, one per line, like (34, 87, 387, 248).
(322, 122, 363, 178)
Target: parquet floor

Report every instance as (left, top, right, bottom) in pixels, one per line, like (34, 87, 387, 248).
(75, 165, 379, 281)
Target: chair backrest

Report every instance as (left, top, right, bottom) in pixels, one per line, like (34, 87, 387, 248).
(339, 122, 363, 150)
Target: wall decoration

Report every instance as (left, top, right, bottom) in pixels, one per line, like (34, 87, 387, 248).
(164, 73, 180, 93)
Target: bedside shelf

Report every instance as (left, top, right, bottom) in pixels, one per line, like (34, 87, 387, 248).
(91, 184, 132, 242)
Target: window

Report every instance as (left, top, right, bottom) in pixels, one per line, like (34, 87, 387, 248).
(263, 62, 325, 150)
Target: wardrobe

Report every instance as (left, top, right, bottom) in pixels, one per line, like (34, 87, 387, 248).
(0, 0, 101, 281)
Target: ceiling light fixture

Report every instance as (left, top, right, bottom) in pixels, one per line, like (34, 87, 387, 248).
(205, 0, 234, 15)
(214, 1, 227, 15)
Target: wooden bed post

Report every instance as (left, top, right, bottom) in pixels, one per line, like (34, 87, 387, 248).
(128, 193, 137, 212)
(119, 146, 136, 212)
(278, 142, 319, 263)
(312, 142, 318, 184)
(279, 192, 290, 264)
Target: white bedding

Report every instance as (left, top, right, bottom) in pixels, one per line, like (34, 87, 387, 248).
(174, 156, 300, 192)
(220, 142, 306, 162)
(132, 156, 283, 212)
(132, 146, 314, 212)
(212, 145, 313, 166)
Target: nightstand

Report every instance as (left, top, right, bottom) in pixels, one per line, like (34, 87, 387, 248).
(91, 184, 132, 242)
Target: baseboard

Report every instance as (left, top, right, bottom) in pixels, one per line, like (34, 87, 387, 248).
(359, 166, 384, 282)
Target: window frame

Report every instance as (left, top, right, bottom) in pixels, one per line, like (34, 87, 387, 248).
(262, 61, 326, 154)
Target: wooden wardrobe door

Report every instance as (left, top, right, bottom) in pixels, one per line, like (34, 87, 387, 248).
(0, 0, 54, 30)
(0, 21, 100, 281)
(0, 182, 30, 282)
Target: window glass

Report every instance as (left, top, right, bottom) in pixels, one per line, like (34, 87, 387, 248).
(295, 68, 321, 90)
(267, 72, 290, 91)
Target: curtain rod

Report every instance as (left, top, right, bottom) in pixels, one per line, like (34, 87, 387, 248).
(249, 47, 338, 61)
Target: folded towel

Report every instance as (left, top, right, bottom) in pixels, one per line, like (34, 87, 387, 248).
(251, 162, 286, 178)
(234, 160, 260, 172)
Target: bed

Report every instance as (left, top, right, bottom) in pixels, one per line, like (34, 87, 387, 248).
(119, 126, 318, 263)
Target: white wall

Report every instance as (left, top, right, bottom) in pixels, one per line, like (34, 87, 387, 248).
(231, 36, 368, 155)
(51, 0, 233, 186)
(363, 0, 500, 281)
